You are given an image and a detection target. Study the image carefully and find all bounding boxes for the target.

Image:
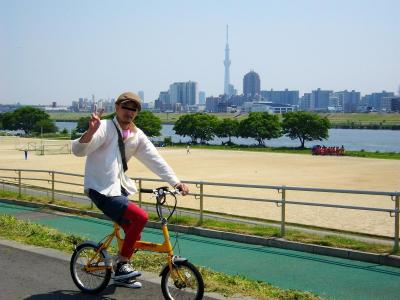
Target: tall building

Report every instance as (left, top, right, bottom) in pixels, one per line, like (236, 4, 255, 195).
(169, 82, 185, 105)
(168, 81, 198, 110)
(91, 94, 96, 111)
(311, 88, 333, 111)
(260, 89, 299, 106)
(300, 93, 312, 111)
(157, 91, 171, 111)
(243, 71, 261, 99)
(228, 84, 237, 96)
(138, 90, 144, 102)
(206, 95, 228, 113)
(199, 91, 206, 105)
(223, 25, 232, 97)
(328, 94, 342, 111)
(186, 81, 198, 106)
(332, 90, 360, 112)
(361, 91, 395, 111)
(390, 97, 400, 112)
(78, 98, 84, 110)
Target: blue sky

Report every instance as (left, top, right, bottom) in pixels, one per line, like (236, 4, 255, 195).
(1, 0, 399, 105)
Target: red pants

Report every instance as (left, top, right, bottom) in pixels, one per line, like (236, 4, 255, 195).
(120, 202, 148, 258)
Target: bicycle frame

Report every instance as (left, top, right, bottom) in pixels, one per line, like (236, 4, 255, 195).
(86, 222, 175, 274)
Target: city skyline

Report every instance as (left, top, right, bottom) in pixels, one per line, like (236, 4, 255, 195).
(1, 0, 399, 106)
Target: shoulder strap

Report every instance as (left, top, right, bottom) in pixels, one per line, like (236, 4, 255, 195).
(112, 120, 128, 172)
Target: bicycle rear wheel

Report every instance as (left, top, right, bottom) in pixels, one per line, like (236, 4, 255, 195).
(161, 260, 204, 300)
(70, 242, 111, 294)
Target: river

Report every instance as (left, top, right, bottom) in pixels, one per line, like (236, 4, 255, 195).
(56, 122, 400, 153)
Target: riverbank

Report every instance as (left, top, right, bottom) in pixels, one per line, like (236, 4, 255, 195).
(5, 132, 400, 159)
(52, 120, 400, 153)
(48, 112, 400, 129)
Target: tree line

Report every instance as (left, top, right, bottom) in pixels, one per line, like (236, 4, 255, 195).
(73, 110, 331, 148)
(0, 106, 58, 135)
(0, 106, 330, 148)
(173, 111, 330, 148)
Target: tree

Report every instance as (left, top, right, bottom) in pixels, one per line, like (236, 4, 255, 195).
(1, 106, 57, 134)
(163, 136, 172, 146)
(60, 128, 69, 135)
(173, 114, 195, 142)
(215, 118, 240, 144)
(239, 112, 282, 146)
(33, 119, 58, 134)
(135, 111, 162, 137)
(193, 113, 219, 143)
(75, 116, 90, 133)
(282, 111, 331, 148)
(78, 111, 162, 137)
(1, 111, 18, 131)
(174, 113, 219, 143)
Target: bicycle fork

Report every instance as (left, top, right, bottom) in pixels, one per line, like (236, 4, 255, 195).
(159, 223, 190, 286)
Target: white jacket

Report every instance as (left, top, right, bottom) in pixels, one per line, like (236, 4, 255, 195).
(72, 117, 180, 196)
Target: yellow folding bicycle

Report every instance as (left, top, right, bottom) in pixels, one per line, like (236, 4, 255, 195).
(70, 187, 204, 299)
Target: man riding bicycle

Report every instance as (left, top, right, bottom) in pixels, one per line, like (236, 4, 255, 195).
(72, 92, 189, 288)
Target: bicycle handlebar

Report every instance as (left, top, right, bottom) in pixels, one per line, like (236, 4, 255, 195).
(139, 187, 181, 195)
(139, 188, 155, 194)
(139, 187, 180, 221)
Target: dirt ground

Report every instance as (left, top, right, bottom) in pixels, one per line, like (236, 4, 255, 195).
(0, 136, 399, 237)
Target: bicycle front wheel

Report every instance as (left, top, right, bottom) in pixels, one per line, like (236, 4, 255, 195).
(70, 242, 111, 294)
(161, 260, 204, 300)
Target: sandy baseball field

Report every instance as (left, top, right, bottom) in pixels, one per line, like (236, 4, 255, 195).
(0, 136, 399, 237)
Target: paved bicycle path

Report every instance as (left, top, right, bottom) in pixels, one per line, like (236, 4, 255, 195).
(0, 241, 223, 300)
(1, 201, 400, 300)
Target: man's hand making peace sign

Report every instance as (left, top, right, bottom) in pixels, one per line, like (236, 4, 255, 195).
(79, 108, 104, 144)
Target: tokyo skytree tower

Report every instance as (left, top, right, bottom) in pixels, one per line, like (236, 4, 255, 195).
(223, 25, 231, 96)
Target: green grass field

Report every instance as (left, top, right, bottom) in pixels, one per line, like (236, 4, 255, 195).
(320, 112, 400, 125)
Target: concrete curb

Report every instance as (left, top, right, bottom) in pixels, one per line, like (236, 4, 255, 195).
(2, 198, 400, 268)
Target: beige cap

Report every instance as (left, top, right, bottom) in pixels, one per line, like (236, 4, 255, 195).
(115, 92, 142, 111)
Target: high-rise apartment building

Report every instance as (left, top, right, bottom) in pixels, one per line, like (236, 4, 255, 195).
(260, 89, 299, 106)
(168, 81, 198, 110)
(169, 82, 185, 105)
(361, 91, 395, 111)
(199, 91, 206, 105)
(311, 88, 333, 111)
(156, 91, 171, 111)
(243, 71, 260, 99)
(300, 93, 312, 111)
(331, 90, 360, 112)
(186, 81, 197, 106)
(390, 97, 400, 112)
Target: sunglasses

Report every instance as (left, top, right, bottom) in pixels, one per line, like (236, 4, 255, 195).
(121, 105, 138, 112)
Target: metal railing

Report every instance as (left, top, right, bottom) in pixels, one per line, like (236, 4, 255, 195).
(0, 168, 399, 252)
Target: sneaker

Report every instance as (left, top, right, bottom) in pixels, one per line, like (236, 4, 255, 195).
(114, 262, 141, 280)
(114, 277, 142, 289)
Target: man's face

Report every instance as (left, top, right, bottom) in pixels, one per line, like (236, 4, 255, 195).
(115, 101, 138, 124)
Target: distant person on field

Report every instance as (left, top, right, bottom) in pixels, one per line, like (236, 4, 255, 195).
(186, 144, 190, 155)
(340, 145, 345, 156)
(71, 92, 189, 288)
(24, 149, 28, 160)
